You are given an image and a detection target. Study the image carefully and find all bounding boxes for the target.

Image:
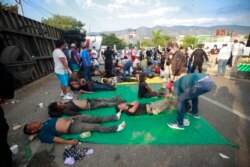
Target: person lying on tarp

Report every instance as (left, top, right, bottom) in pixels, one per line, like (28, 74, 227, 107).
(48, 95, 126, 117)
(23, 113, 125, 145)
(138, 73, 161, 98)
(115, 99, 176, 116)
(166, 73, 214, 130)
(69, 77, 116, 93)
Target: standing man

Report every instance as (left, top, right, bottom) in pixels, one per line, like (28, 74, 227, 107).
(91, 46, 99, 69)
(0, 62, 15, 167)
(209, 45, 219, 70)
(167, 73, 214, 130)
(104, 46, 115, 77)
(69, 43, 80, 80)
(217, 44, 231, 76)
(53, 39, 73, 100)
(231, 40, 245, 73)
(81, 45, 92, 82)
(170, 42, 187, 81)
(190, 45, 208, 73)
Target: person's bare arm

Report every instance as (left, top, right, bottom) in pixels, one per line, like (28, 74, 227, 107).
(53, 137, 78, 145)
(59, 57, 72, 74)
(59, 57, 69, 69)
(80, 90, 93, 94)
(128, 101, 139, 113)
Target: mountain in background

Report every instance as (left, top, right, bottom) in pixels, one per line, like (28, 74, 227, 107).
(94, 25, 250, 38)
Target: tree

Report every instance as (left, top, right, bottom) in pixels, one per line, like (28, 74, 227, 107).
(151, 29, 171, 48)
(41, 15, 85, 31)
(182, 35, 198, 48)
(101, 33, 126, 50)
(0, 2, 18, 13)
(140, 39, 154, 48)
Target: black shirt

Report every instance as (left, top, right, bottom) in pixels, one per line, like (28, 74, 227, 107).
(125, 104, 147, 115)
(63, 101, 82, 116)
(138, 82, 149, 98)
(104, 50, 114, 62)
(191, 49, 208, 63)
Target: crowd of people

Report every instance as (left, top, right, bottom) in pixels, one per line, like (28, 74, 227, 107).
(0, 38, 220, 166)
(20, 39, 220, 147)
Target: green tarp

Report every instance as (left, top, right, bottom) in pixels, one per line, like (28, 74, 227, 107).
(61, 84, 231, 146)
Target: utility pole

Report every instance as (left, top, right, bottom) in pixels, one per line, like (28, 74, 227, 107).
(15, 0, 24, 16)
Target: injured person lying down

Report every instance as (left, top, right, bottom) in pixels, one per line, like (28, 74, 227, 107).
(23, 113, 125, 144)
(48, 95, 126, 117)
(115, 99, 177, 116)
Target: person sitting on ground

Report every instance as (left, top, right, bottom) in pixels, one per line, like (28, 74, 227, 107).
(48, 95, 126, 117)
(23, 114, 126, 144)
(138, 73, 160, 98)
(115, 99, 176, 116)
(69, 78, 116, 93)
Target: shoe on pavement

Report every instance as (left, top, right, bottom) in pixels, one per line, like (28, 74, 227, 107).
(63, 95, 73, 100)
(167, 121, 184, 130)
(187, 111, 200, 119)
(61, 92, 71, 97)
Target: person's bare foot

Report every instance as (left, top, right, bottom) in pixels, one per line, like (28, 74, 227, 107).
(117, 121, 126, 131)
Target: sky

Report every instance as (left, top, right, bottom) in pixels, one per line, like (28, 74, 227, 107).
(3, 0, 250, 32)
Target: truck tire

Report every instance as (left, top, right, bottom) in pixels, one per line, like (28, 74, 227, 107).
(0, 46, 34, 82)
(65, 30, 80, 34)
(65, 34, 83, 40)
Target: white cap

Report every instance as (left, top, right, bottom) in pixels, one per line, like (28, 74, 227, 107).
(70, 43, 76, 48)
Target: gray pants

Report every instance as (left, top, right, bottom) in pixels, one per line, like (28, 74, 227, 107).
(88, 98, 119, 109)
(68, 114, 118, 134)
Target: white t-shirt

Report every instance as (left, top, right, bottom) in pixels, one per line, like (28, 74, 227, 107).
(133, 58, 140, 68)
(53, 48, 68, 74)
(232, 43, 244, 56)
(91, 49, 98, 59)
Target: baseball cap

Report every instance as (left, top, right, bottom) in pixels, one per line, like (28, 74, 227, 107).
(70, 43, 76, 48)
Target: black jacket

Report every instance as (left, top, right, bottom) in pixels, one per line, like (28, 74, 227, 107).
(190, 49, 208, 63)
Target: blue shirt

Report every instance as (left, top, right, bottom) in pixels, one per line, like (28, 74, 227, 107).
(81, 49, 91, 67)
(38, 118, 62, 143)
(174, 73, 207, 96)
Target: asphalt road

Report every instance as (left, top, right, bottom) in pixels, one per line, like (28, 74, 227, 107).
(3, 73, 250, 167)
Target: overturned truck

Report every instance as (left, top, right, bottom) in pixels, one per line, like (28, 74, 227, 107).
(0, 9, 85, 86)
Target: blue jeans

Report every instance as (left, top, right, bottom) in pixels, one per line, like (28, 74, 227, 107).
(176, 79, 213, 125)
(217, 59, 228, 76)
(91, 82, 115, 91)
(83, 66, 92, 82)
(123, 61, 132, 78)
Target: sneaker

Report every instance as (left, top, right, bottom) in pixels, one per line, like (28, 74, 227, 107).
(63, 95, 73, 100)
(167, 121, 184, 130)
(60, 92, 71, 97)
(187, 111, 200, 119)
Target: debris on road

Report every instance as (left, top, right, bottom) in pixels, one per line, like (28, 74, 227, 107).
(219, 153, 229, 159)
(12, 124, 22, 131)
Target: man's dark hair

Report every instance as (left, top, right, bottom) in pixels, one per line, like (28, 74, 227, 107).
(23, 124, 36, 135)
(234, 40, 238, 43)
(115, 105, 120, 113)
(55, 39, 65, 48)
(69, 83, 81, 91)
(48, 102, 63, 118)
(139, 73, 146, 83)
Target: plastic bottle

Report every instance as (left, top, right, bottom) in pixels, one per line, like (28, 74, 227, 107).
(23, 140, 32, 158)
